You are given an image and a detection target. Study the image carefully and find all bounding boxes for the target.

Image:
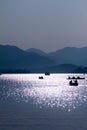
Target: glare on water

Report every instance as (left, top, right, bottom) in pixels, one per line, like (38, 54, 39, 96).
(0, 74, 87, 111)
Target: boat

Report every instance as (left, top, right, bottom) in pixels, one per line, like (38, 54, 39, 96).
(67, 76, 85, 80)
(69, 80, 78, 86)
(38, 76, 44, 79)
(45, 72, 50, 75)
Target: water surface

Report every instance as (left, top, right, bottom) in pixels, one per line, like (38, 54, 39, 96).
(0, 74, 87, 130)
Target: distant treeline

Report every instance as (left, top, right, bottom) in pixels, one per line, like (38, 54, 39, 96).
(73, 67, 87, 73)
(0, 67, 87, 74)
(1, 45, 87, 74)
(0, 69, 31, 74)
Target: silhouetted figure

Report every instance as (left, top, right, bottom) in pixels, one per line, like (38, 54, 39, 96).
(75, 79, 78, 84)
(72, 76, 75, 79)
(39, 76, 44, 79)
(69, 80, 72, 84)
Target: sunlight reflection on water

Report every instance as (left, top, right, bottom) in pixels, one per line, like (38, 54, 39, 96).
(0, 74, 87, 111)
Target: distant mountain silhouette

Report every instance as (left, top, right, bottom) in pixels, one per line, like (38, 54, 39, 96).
(26, 48, 47, 56)
(1, 45, 87, 73)
(48, 47, 87, 66)
(0, 45, 55, 72)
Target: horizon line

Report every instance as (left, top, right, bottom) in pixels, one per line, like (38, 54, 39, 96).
(0, 43, 87, 53)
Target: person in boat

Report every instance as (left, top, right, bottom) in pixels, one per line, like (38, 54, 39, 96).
(75, 79, 78, 84)
(69, 80, 73, 84)
(74, 79, 78, 86)
(72, 76, 75, 79)
(77, 76, 80, 79)
(68, 76, 71, 79)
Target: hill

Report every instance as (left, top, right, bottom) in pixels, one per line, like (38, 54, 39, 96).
(1, 45, 87, 73)
(0, 45, 55, 72)
(26, 48, 47, 56)
(37, 64, 77, 73)
(48, 47, 87, 66)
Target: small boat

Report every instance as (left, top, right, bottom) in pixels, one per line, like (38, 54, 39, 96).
(38, 76, 44, 79)
(69, 80, 78, 86)
(45, 72, 50, 75)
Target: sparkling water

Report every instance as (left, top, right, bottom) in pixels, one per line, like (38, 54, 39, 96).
(0, 74, 87, 130)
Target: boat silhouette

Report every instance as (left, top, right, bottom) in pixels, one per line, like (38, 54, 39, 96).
(38, 76, 44, 79)
(67, 76, 85, 80)
(69, 80, 78, 86)
(45, 72, 50, 75)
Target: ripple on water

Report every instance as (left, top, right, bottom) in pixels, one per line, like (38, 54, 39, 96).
(0, 74, 87, 111)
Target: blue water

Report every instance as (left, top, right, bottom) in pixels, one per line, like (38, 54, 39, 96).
(0, 74, 87, 130)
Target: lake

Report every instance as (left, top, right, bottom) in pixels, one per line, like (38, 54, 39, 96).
(0, 74, 87, 130)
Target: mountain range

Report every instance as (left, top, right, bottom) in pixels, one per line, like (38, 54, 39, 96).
(48, 47, 87, 66)
(0, 44, 87, 73)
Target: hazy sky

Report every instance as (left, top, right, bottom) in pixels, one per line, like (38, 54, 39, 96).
(0, 0, 87, 52)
